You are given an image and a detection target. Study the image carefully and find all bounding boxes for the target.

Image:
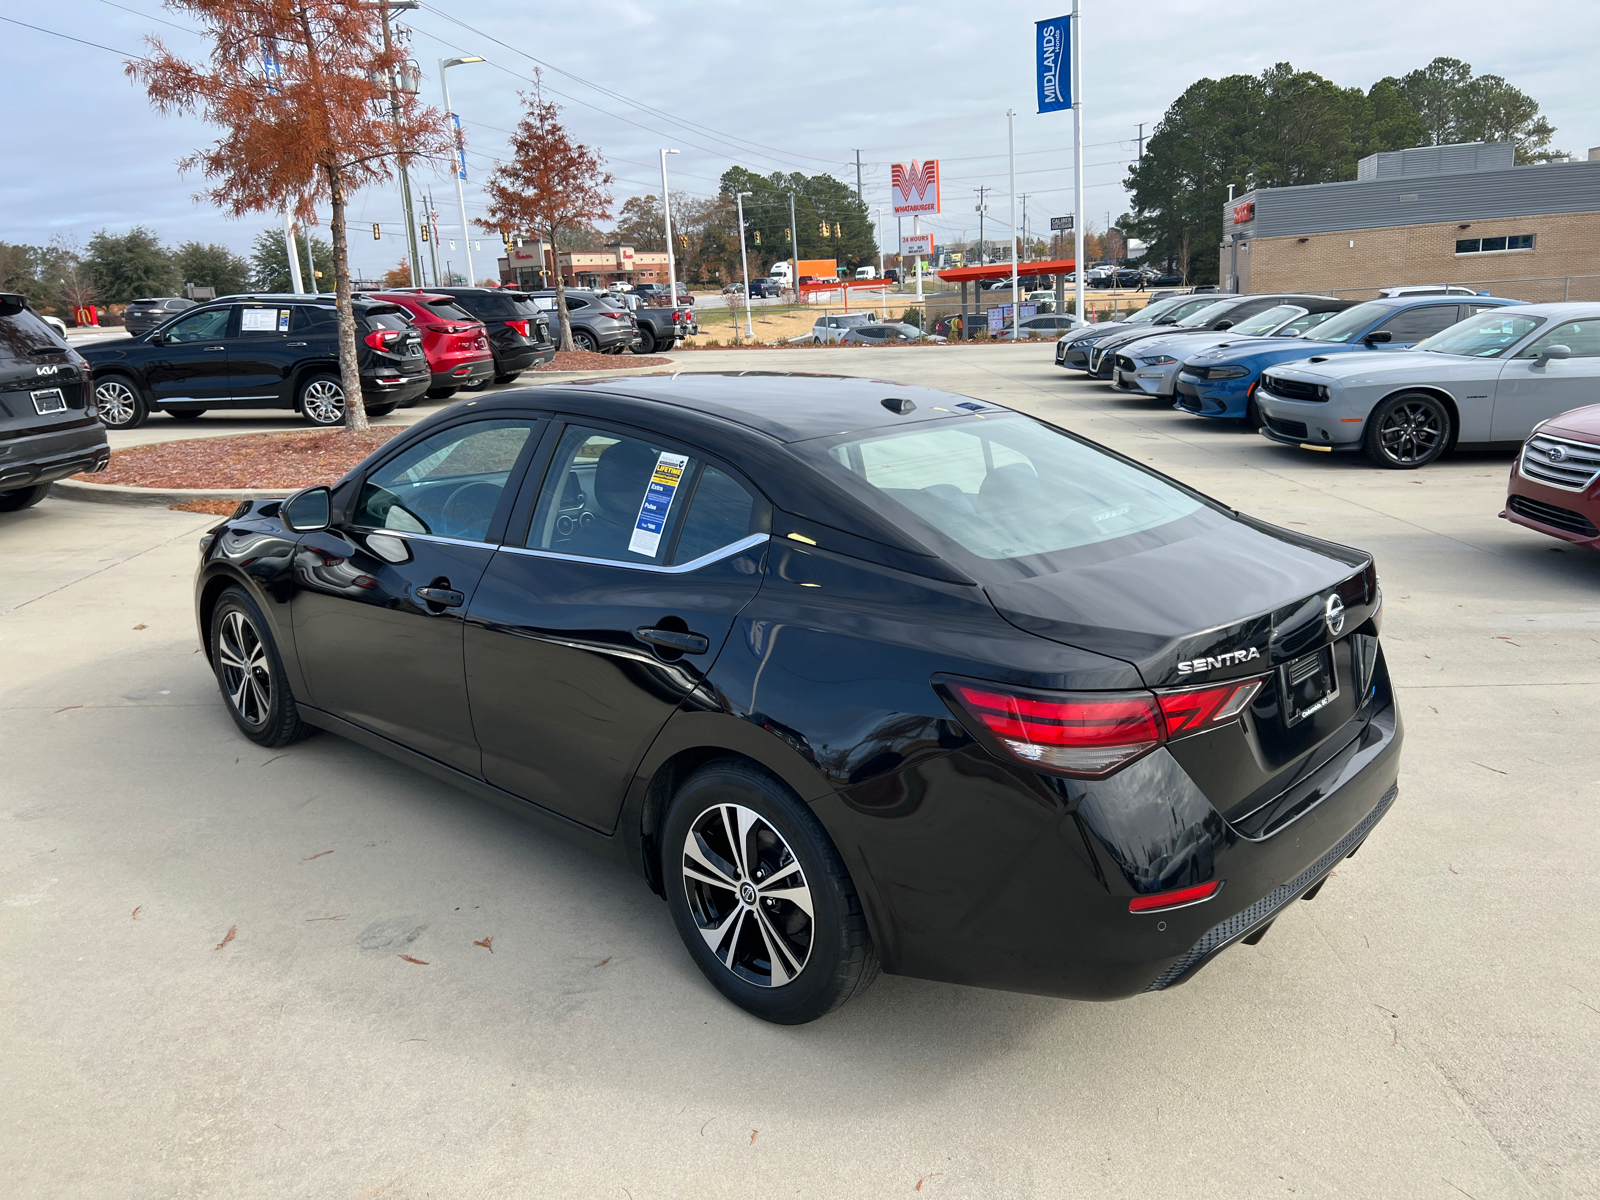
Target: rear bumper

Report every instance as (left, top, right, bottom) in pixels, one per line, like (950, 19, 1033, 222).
(430, 357, 495, 390)
(360, 370, 430, 405)
(0, 418, 110, 491)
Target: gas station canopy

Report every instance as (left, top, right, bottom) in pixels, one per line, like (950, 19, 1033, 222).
(935, 257, 1076, 284)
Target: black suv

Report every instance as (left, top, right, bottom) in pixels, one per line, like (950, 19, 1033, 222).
(0, 294, 109, 510)
(404, 287, 554, 385)
(78, 295, 429, 429)
(123, 296, 196, 335)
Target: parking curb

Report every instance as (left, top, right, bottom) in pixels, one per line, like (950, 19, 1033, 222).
(50, 479, 286, 507)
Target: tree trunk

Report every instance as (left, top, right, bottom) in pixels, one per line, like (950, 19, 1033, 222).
(551, 222, 574, 352)
(327, 163, 369, 431)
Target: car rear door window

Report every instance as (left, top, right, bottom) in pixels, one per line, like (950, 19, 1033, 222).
(353, 419, 537, 542)
(673, 467, 757, 564)
(1516, 320, 1600, 357)
(290, 305, 337, 335)
(1374, 305, 1462, 342)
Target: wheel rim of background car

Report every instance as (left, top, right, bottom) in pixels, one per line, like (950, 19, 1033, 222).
(217, 610, 272, 728)
(95, 379, 137, 425)
(302, 379, 345, 424)
(1378, 399, 1445, 464)
(682, 803, 814, 987)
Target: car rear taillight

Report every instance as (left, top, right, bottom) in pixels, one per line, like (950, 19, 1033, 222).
(601, 310, 626, 319)
(1128, 881, 1222, 913)
(942, 674, 1265, 779)
(506, 319, 530, 337)
(364, 330, 401, 351)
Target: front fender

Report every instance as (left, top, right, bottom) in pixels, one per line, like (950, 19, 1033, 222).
(195, 520, 305, 697)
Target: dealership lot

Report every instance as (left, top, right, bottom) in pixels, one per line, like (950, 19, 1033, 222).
(3, 345, 1597, 1197)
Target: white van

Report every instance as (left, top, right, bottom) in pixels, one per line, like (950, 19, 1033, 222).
(855, 266, 878, 280)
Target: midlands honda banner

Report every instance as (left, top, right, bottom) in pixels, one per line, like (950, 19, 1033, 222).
(891, 161, 941, 216)
(1036, 15, 1072, 113)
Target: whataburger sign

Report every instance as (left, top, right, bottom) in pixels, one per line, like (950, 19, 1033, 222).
(891, 160, 941, 215)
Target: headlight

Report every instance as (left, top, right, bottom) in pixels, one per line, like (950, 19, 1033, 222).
(1138, 354, 1177, 366)
(1206, 365, 1250, 380)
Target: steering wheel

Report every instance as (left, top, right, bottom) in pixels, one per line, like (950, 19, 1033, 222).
(438, 481, 501, 539)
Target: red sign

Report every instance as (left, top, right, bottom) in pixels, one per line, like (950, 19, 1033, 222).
(1232, 200, 1255, 225)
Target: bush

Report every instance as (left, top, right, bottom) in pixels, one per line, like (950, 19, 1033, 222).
(900, 307, 922, 327)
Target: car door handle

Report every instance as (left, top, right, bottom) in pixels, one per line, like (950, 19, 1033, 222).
(634, 626, 710, 655)
(287, 341, 308, 347)
(415, 585, 466, 609)
(203, 345, 226, 352)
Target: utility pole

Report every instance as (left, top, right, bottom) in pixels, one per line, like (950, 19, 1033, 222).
(975, 185, 989, 265)
(376, 0, 422, 287)
(1008, 110, 1018, 341)
(854, 149, 863, 198)
(735, 190, 754, 340)
(1136, 121, 1146, 162)
(1020, 193, 1031, 262)
(788, 191, 799, 304)
(660, 148, 681, 306)
(875, 206, 886, 320)
(425, 189, 442, 285)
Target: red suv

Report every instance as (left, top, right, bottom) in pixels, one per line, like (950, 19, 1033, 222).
(1503, 404, 1600, 551)
(366, 291, 494, 400)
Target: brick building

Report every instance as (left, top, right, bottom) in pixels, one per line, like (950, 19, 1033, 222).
(1222, 142, 1600, 302)
(497, 241, 672, 289)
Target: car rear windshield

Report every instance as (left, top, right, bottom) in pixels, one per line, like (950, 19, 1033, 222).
(0, 308, 68, 362)
(800, 413, 1204, 566)
(423, 298, 477, 322)
(1415, 311, 1545, 357)
(365, 308, 412, 331)
(453, 293, 522, 320)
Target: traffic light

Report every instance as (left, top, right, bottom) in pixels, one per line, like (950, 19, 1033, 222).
(372, 223, 381, 240)
(833, 223, 842, 238)
(420, 223, 429, 243)
(753, 230, 761, 245)
(819, 221, 828, 238)
(678, 233, 688, 249)
(784, 228, 791, 243)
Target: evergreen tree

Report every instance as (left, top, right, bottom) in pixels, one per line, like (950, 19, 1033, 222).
(173, 241, 254, 297)
(84, 227, 179, 302)
(250, 227, 333, 293)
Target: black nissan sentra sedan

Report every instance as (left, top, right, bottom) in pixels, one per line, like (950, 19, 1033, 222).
(193, 374, 1401, 1023)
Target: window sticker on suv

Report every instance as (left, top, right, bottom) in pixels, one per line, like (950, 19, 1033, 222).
(241, 308, 288, 333)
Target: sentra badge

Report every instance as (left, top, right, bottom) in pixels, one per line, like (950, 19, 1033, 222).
(1177, 646, 1261, 675)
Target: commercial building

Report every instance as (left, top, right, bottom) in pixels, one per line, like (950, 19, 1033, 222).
(496, 240, 672, 290)
(1222, 142, 1600, 301)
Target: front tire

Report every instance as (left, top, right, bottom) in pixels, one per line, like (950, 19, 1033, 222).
(297, 374, 347, 427)
(1363, 391, 1451, 468)
(209, 586, 316, 748)
(0, 483, 51, 512)
(662, 760, 878, 1024)
(94, 374, 147, 430)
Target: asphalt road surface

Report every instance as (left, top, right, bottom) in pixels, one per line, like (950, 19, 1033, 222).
(4, 344, 1597, 1198)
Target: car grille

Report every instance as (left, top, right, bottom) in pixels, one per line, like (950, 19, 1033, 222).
(1507, 494, 1599, 537)
(1520, 433, 1600, 491)
(1113, 354, 1135, 373)
(1265, 416, 1309, 440)
(1261, 374, 1326, 403)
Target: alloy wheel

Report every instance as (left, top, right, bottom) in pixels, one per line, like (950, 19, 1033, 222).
(301, 379, 346, 425)
(217, 609, 272, 727)
(1377, 399, 1444, 465)
(95, 379, 138, 426)
(682, 803, 814, 987)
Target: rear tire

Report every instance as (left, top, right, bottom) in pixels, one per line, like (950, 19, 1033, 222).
(425, 386, 459, 400)
(636, 329, 657, 355)
(1362, 391, 1451, 469)
(297, 374, 347, 427)
(209, 586, 316, 748)
(462, 377, 489, 392)
(572, 330, 598, 353)
(0, 484, 51, 512)
(94, 374, 146, 430)
(662, 759, 879, 1024)
(365, 403, 397, 418)
(493, 371, 522, 385)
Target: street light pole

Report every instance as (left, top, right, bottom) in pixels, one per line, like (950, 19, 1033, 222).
(788, 191, 799, 305)
(660, 149, 681, 308)
(440, 56, 485, 286)
(876, 206, 886, 320)
(283, 207, 304, 294)
(1008, 109, 1019, 341)
(735, 190, 754, 340)
(1072, 0, 1086, 328)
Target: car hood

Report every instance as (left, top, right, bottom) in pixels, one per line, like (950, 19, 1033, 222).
(1263, 348, 1496, 387)
(1120, 330, 1243, 360)
(1068, 320, 1136, 343)
(984, 510, 1373, 688)
(1539, 403, 1600, 441)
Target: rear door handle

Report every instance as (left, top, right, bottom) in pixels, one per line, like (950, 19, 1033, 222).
(287, 341, 308, 347)
(634, 626, 710, 655)
(203, 345, 226, 352)
(415, 585, 466, 609)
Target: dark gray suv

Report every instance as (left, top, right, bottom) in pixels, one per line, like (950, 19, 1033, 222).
(526, 289, 638, 353)
(123, 297, 196, 336)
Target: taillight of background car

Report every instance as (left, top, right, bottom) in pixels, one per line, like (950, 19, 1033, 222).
(505, 319, 531, 337)
(364, 330, 402, 351)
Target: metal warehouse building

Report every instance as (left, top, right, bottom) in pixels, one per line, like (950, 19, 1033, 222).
(1222, 142, 1600, 302)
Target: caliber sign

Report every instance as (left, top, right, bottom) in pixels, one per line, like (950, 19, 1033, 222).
(891, 161, 941, 216)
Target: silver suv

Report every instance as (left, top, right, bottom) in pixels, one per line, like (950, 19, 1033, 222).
(810, 313, 875, 345)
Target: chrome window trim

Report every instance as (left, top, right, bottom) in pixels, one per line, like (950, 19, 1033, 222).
(348, 527, 497, 550)
(499, 532, 770, 575)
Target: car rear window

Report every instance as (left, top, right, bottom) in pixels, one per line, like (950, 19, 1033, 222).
(424, 299, 477, 322)
(0, 307, 68, 362)
(453, 293, 522, 321)
(365, 308, 412, 331)
(804, 413, 1203, 563)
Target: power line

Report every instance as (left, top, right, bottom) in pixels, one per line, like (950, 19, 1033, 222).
(0, 13, 140, 56)
(90, 0, 197, 36)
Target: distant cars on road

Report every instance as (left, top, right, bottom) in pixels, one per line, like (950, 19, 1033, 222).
(1503, 404, 1600, 550)
(0, 293, 107, 509)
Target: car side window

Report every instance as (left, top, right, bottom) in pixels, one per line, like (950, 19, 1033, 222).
(1517, 320, 1600, 358)
(162, 308, 230, 343)
(353, 419, 538, 543)
(290, 306, 338, 336)
(234, 305, 290, 337)
(674, 467, 757, 564)
(527, 425, 696, 565)
(1375, 305, 1461, 341)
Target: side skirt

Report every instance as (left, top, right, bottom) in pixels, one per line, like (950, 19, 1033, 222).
(295, 703, 624, 866)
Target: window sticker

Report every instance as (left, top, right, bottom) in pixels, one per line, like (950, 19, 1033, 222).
(240, 307, 277, 332)
(278, 308, 290, 331)
(628, 451, 690, 557)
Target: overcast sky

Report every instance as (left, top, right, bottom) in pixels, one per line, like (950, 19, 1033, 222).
(1, 0, 1592, 278)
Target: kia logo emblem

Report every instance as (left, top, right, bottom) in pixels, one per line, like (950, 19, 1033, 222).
(1325, 594, 1346, 636)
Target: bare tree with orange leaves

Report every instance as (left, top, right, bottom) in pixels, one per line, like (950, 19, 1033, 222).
(475, 88, 613, 352)
(129, 1, 450, 429)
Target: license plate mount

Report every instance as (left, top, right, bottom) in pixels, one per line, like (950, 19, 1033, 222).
(1281, 645, 1338, 727)
(31, 388, 66, 415)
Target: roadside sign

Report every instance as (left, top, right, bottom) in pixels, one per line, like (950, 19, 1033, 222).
(900, 234, 934, 257)
(891, 161, 941, 215)
(1050, 215, 1074, 231)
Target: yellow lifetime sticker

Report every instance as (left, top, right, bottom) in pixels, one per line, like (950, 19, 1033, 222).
(629, 451, 690, 557)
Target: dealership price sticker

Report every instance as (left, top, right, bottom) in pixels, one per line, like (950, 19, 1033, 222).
(629, 451, 690, 557)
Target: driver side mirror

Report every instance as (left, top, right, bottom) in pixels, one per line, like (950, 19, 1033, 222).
(1214, 321, 1234, 331)
(282, 485, 331, 532)
(1537, 344, 1572, 365)
(1363, 330, 1393, 345)
(148, 331, 165, 345)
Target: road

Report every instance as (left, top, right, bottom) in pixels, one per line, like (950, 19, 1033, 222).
(3, 344, 1597, 1198)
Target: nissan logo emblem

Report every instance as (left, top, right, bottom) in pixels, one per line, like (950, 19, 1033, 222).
(1325, 594, 1346, 636)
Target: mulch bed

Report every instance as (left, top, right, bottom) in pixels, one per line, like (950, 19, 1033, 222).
(77, 428, 405, 490)
(534, 350, 671, 371)
(169, 499, 250, 516)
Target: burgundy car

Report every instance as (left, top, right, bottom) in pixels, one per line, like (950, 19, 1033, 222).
(1503, 404, 1600, 550)
(365, 291, 494, 401)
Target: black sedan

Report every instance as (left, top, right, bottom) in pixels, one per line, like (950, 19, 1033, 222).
(194, 374, 1401, 1023)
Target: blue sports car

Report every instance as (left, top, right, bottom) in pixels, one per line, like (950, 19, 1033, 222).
(1173, 294, 1523, 424)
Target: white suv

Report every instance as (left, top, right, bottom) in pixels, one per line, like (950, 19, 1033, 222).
(811, 313, 875, 344)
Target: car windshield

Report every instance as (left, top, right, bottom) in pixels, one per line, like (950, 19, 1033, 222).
(1124, 295, 1190, 325)
(1174, 300, 1240, 328)
(1414, 311, 1545, 357)
(802, 413, 1204, 565)
(1229, 305, 1308, 336)
(1303, 301, 1392, 343)
(1274, 310, 1340, 337)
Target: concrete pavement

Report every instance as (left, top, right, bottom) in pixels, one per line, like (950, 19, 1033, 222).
(3, 344, 1598, 1198)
